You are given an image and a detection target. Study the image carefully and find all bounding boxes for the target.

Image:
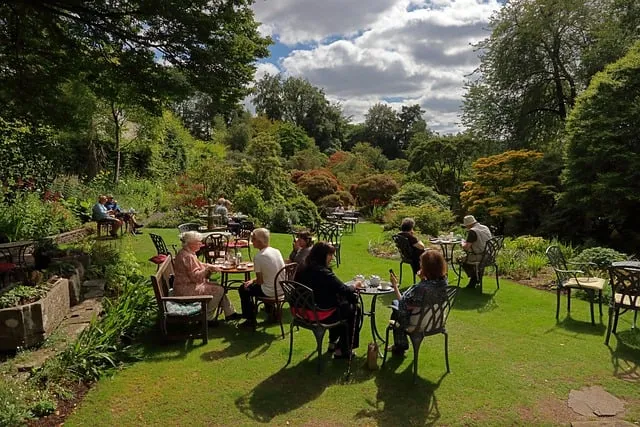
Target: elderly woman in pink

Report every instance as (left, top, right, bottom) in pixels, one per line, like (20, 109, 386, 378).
(173, 231, 241, 324)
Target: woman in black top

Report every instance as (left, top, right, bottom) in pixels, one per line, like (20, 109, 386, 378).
(294, 242, 361, 358)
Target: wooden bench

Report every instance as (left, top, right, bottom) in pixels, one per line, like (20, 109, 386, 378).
(150, 256, 213, 344)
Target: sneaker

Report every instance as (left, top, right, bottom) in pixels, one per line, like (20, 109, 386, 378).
(225, 313, 242, 321)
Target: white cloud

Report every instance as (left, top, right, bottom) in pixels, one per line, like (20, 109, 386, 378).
(252, 0, 502, 134)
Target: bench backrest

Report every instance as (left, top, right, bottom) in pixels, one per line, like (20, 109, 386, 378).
(150, 255, 174, 310)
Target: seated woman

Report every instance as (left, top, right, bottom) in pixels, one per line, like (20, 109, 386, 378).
(286, 231, 312, 265)
(173, 231, 241, 324)
(389, 249, 448, 355)
(398, 217, 425, 278)
(294, 242, 361, 359)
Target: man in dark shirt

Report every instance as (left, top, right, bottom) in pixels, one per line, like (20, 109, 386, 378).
(398, 218, 425, 275)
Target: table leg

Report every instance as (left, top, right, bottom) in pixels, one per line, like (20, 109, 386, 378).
(214, 272, 229, 321)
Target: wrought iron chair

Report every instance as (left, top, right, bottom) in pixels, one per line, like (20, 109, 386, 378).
(545, 245, 605, 325)
(177, 223, 202, 234)
(392, 234, 418, 285)
(605, 265, 640, 345)
(456, 237, 502, 292)
(150, 255, 212, 344)
(202, 233, 228, 263)
(228, 221, 253, 260)
(149, 234, 177, 268)
(281, 280, 347, 372)
(382, 286, 458, 383)
(316, 222, 343, 267)
(252, 263, 298, 338)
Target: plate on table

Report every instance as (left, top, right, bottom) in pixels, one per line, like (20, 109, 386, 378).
(221, 265, 235, 270)
(246, 262, 254, 268)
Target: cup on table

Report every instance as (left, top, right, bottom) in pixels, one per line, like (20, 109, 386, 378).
(380, 281, 391, 290)
(215, 258, 225, 265)
(369, 275, 381, 287)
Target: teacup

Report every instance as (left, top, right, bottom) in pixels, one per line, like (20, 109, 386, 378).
(355, 274, 365, 282)
(370, 275, 381, 286)
(380, 281, 391, 290)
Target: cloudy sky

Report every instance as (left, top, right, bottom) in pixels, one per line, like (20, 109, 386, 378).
(250, 0, 503, 134)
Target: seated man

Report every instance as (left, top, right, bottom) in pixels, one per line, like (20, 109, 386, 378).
(92, 195, 122, 237)
(398, 218, 425, 277)
(460, 215, 492, 289)
(238, 228, 285, 328)
(105, 195, 143, 234)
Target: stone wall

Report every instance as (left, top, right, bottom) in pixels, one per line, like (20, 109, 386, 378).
(0, 278, 70, 351)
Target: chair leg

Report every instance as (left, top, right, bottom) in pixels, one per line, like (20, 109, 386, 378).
(605, 307, 614, 345)
(410, 335, 424, 384)
(382, 325, 392, 368)
(277, 302, 285, 339)
(313, 328, 327, 373)
(567, 288, 571, 313)
(399, 261, 403, 285)
(589, 290, 595, 325)
(598, 290, 603, 317)
(495, 265, 500, 289)
(444, 331, 450, 373)
(556, 288, 561, 320)
(457, 267, 462, 287)
(286, 322, 295, 366)
(613, 307, 620, 334)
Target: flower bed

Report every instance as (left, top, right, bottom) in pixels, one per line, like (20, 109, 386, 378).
(0, 277, 70, 351)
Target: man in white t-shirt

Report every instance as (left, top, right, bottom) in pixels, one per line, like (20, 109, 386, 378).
(238, 228, 285, 328)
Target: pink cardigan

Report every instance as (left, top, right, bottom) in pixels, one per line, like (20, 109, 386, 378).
(172, 248, 211, 295)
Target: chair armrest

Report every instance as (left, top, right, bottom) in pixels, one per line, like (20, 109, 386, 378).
(171, 244, 178, 255)
(567, 262, 595, 277)
(554, 268, 585, 275)
(162, 296, 214, 303)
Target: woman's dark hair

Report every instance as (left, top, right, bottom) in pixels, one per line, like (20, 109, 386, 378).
(305, 241, 336, 268)
(420, 250, 447, 280)
(296, 231, 313, 247)
(400, 217, 415, 232)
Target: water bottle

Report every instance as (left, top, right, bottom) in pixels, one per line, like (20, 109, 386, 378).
(237, 253, 242, 265)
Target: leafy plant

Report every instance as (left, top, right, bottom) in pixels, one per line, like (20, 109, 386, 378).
(526, 254, 548, 278)
(383, 204, 454, 236)
(0, 283, 51, 309)
(571, 246, 627, 275)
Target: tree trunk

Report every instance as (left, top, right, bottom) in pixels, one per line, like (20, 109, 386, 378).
(111, 102, 121, 184)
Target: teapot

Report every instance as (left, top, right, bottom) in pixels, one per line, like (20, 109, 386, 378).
(369, 275, 381, 286)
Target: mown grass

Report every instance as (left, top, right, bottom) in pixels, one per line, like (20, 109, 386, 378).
(66, 223, 640, 426)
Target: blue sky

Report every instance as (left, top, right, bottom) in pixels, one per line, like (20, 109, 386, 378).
(251, 0, 504, 133)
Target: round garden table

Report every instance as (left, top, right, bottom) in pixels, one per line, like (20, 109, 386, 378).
(345, 280, 394, 356)
(430, 239, 463, 279)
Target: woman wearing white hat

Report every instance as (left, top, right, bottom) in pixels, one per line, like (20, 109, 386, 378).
(460, 215, 492, 289)
(173, 231, 241, 324)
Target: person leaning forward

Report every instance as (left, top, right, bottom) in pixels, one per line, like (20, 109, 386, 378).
(459, 215, 492, 289)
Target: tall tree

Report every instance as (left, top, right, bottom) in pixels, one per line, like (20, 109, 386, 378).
(397, 104, 428, 149)
(0, 0, 270, 123)
(462, 0, 595, 149)
(253, 75, 347, 152)
(364, 103, 400, 159)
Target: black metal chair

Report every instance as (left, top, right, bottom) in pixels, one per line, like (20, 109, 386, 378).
(392, 234, 417, 285)
(545, 245, 605, 325)
(252, 263, 298, 339)
(202, 233, 229, 263)
(281, 280, 347, 372)
(382, 286, 458, 383)
(228, 221, 253, 260)
(605, 265, 640, 345)
(456, 237, 502, 292)
(316, 223, 342, 267)
(149, 234, 177, 268)
(177, 223, 201, 234)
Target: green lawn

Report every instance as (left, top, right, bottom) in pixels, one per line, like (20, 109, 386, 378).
(67, 224, 640, 426)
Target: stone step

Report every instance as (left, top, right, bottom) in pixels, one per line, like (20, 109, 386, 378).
(82, 279, 106, 300)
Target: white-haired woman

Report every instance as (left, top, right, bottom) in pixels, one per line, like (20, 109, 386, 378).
(173, 231, 241, 324)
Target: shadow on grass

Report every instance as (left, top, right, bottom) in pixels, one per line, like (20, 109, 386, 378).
(608, 329, 640, 382)
(453, 287, 498, 313)
(201, 327, 276, 361)
(354, 356, 445, 426)
(549, 315, 606, 337)
(235, 358, 365, 423)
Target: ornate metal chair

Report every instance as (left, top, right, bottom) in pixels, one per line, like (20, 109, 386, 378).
(392, 234, 418, 285)
(281, 280, 347, 372)
(605, 265, 640, 345)
(252, 263, 298, 338)
(149, 234, 177, 268)
(202, 233, 228, 263)
(228, 221, 253, 260)
(456, 237, 502, 292)
(177, 223, 202, 234)
(382, 286, 458, 383)
(316, 223, 342, 267)
(545, 245, 605, 325)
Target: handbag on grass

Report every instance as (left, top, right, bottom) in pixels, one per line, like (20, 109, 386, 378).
(366, 342, 379, 370)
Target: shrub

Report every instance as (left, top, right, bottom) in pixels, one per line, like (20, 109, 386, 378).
(391, 182, 449, 209)
(383, 204, 454, 236)
(0, 283, 51, 309)
(296, 169, 339, 203)
(571, 247, 627, 274)
(233, 185, 267, 220)
(269, 205, 297, 233)
(285, 195, 320, 228)
(355, 174, 399, 207)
